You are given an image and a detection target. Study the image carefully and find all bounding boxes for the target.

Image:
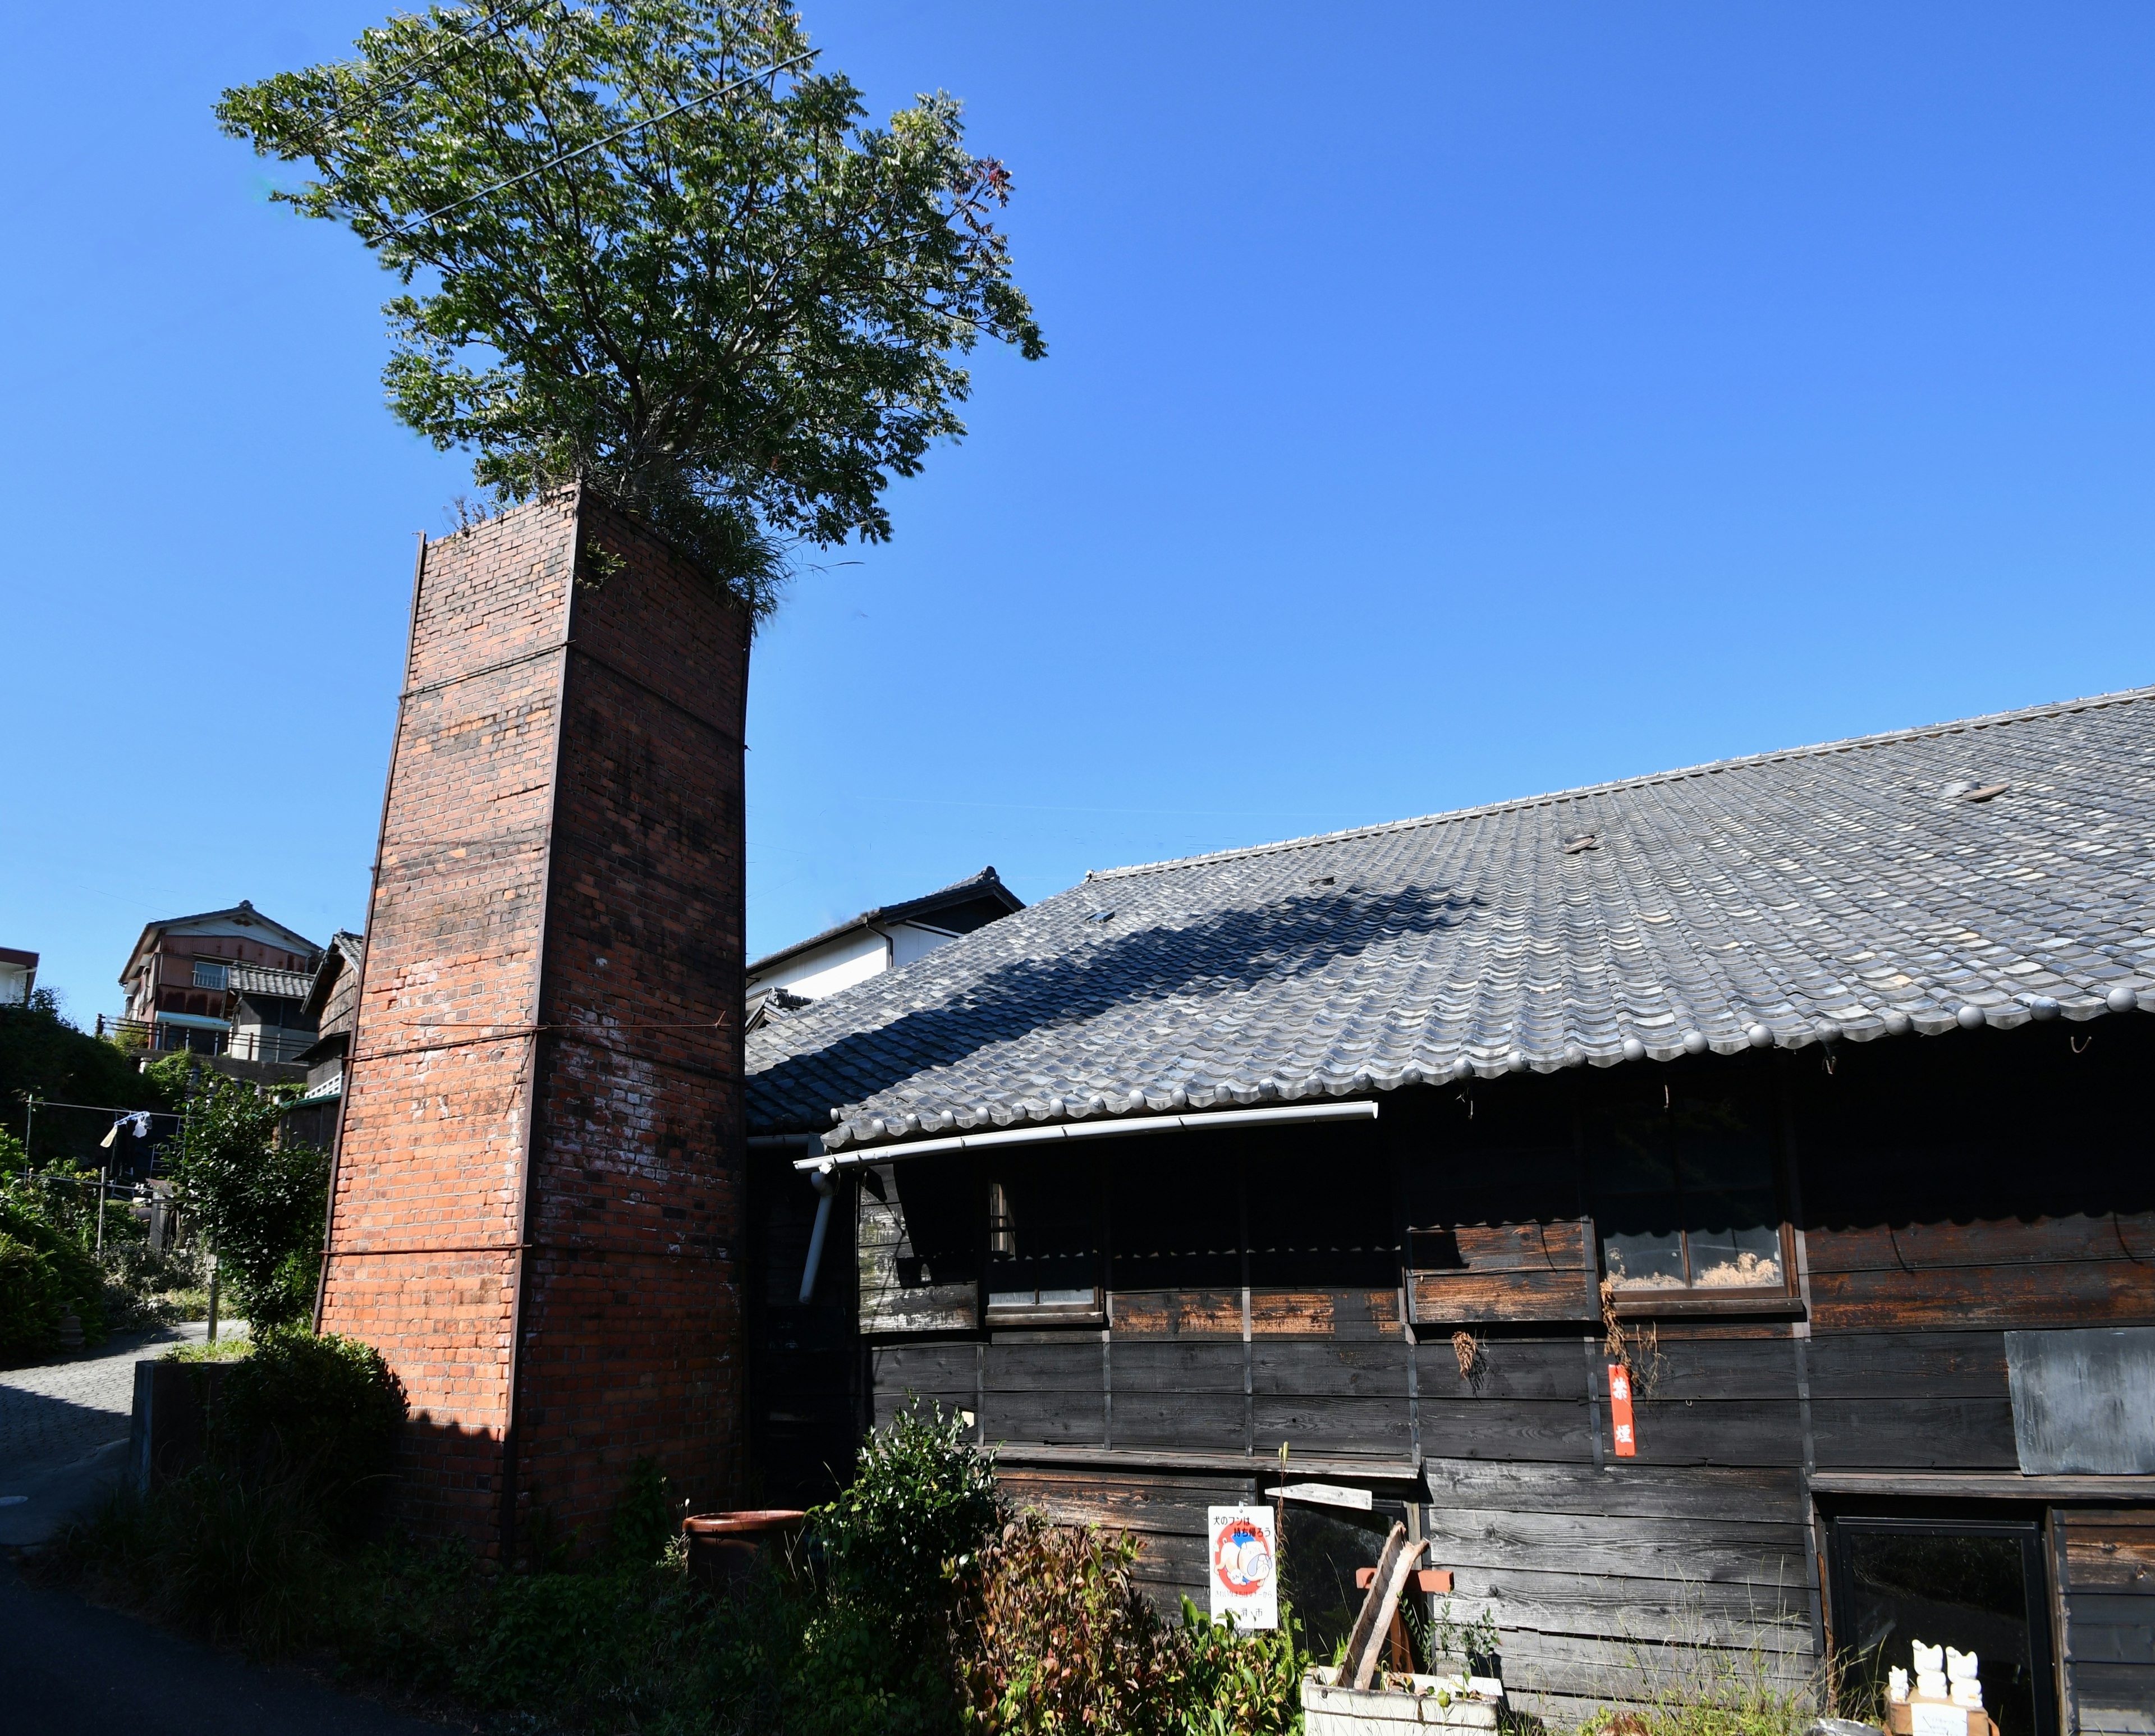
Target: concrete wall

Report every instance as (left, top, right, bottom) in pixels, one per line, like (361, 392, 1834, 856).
(318, 489, 749, 1558)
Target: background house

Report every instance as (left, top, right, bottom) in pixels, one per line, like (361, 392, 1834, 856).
(281, 929, 363, 1150)
(745, 867, 1024, 1024)
(744, 686, 2155, 1734)
(0, 947, 36, 1005)
(108, 900, 321, 1075)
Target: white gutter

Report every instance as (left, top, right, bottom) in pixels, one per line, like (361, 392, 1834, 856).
(791, 1098, 1378, 1172)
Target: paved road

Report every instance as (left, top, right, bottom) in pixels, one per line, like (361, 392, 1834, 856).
(0, 1321, 231, 1545)
(0, 1558, 453, 1734)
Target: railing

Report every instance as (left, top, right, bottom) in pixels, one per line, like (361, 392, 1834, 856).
(96, 1015, 315, 1065)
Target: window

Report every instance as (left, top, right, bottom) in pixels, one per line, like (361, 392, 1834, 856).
(986, 1165, 1101, 1317)
(191, 960, 230, 991)
(1590, 1088, 1787, 1294)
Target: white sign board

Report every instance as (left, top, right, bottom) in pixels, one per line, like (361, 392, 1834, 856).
(1910, 1706, 1971, 1736)
(1207, 1505, 1279, 1630)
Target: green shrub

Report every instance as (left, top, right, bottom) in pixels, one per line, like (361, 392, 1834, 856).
(952, 1513, 1181, 1735)
(0, 1230, 63, 1361)
(813, 1401, 1002, 1614)
(166, 1072, 327, 1329)
(213, 1325, 405, 1524)
(0, 1203, 107, 1349)
(948, 1513, 1306, 1736)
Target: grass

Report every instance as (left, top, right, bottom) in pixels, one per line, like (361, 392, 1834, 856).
(165, 1327, 253, 1362)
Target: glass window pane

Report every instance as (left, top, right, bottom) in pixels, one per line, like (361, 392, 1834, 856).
(988, 1289, 1036, 1308)
(1601, 1226, 1686, 1288)
(1686, 1194, 1783, 1288)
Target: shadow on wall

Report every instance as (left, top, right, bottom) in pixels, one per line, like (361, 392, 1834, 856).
(748, 883, 1491, 1123)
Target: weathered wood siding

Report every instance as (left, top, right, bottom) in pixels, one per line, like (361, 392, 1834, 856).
(2058, 1506, 2155, 1733)
(820, 1022, 2155, 1725)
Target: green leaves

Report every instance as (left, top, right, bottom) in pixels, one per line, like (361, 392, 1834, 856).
(168, 1074, 327, 1329)
(217, 1, 1044, 617)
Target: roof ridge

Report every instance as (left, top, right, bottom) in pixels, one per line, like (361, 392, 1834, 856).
(1085, 682, 2155, 882)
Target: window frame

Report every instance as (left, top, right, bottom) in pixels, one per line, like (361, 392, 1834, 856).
(983, 1165, 1106, 1326)
(1588, 1087, 1801, 1318)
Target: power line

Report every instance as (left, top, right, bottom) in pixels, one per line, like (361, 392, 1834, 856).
(379, 49, 814, 237)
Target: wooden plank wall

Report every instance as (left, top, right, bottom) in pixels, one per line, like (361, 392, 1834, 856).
(840, 1024, 2155, 1729)
(2057, 1507, 2155, 1734)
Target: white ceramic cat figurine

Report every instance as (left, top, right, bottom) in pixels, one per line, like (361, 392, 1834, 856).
(1911, 1639, 1948, 1701)
(1946, 1648, 1983, 1708)
(1888, 1666, 1910, 1704)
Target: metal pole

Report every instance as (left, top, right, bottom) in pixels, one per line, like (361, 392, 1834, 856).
(96, 1165, 107, 1259)
(205, 1252, 219, 1344)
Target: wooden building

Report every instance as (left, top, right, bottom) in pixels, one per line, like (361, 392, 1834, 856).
(745, 689, 2155, 1733)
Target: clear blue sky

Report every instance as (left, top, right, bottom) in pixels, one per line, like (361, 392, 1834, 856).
(6, 3, 2153, 1020)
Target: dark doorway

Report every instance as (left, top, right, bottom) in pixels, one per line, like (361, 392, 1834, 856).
(1827, 1515, 2057, 1736)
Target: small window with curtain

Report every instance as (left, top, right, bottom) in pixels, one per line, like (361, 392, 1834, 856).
(1590, 1085, 1789, 1295)
(986, 1162, 1102, 1319)
(192, 960, 230, 991)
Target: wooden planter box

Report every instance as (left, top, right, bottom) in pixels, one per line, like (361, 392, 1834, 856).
(1301, 1666, 1505, 1734)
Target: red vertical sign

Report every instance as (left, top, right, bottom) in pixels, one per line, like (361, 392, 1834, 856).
(1607, 1363, 1638, 1458)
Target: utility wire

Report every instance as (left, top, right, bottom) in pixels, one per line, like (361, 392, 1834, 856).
(379, 49, 814, 236)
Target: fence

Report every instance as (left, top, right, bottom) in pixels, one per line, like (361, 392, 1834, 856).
(95, 1015, 315, 1065)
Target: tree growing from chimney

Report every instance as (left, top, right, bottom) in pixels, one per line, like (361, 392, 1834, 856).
(217, 1, 1044, 618)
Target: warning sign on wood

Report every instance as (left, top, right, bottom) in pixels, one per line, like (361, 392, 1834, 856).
(1206, 1505, 1278, 1630)
(1608, 1363, 1638, 1458)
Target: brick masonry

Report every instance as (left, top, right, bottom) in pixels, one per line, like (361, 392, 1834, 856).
(318, 489, 749, 1555)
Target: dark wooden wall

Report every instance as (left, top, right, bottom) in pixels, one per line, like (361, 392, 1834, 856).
(752, 1018, 2155, 1727)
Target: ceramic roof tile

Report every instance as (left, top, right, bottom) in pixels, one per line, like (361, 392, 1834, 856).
(749, 686, 2155, 1150)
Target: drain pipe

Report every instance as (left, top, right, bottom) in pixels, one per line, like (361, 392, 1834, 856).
(799, 1161, 837, 1303)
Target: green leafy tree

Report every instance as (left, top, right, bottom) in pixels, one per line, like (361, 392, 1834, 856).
(1, 989, 163, 1170)
(216, 0, 1044, 617)
(169, 1075, 328, 1329)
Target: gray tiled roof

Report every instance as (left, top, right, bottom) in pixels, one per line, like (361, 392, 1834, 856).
(748, 686, 2155, 1151)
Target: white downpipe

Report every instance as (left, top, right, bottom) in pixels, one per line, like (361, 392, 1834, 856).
(793, 1097, 1379, 1172)
(798, 1161, 837, 1303)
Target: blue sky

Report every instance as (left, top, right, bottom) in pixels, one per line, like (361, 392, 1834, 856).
(5, 3, 2154, 1019)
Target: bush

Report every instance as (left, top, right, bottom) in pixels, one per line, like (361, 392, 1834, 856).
(950, 1514, 1306, 1736)
(0, 1203, 107, 1354)
(210, 1325, 405, 1526)
(952, 1513, 1181, 1735)
(812, 1401, 1002, 1615)
(0, 1230, 63, 1361)
(166, 1073, 328, 1329)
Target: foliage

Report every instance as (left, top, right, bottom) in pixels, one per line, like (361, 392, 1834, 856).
(52, 1464, 336, 1654)
(0, 1230, 64, 1363)
(47, 1391, 1308, 1735)
(216, 0, 1045, 618)
(1584, 1607, 1829, 1736)
(1163, 1600, 1307, 1736)
(951, 1514, 1180, 1735)
(167, 1071, 327, 1328)
(210, 1325, 406, 1527)
(0, 1203, 107, 1357)
(0, 988, 163, 1169)
(949, 1511, 1308, 1736)
(811, 1401, 1002, 1614)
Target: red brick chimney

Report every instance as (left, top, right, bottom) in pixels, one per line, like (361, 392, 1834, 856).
(319, 488, 748, 1556)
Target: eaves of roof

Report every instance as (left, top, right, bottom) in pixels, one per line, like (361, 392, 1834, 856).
(747, 684, 2155, 1156)
(746, 867, 1024, 978)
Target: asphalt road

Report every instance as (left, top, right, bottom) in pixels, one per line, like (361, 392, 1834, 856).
(0, 1325, 454, 1733)
(0, 1557, 451, 1735)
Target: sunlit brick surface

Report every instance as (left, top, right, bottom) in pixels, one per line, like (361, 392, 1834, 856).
(319, 491, 748, 1555)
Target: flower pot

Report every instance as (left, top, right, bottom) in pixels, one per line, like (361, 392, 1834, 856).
(681, 1509, 808, 1596)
